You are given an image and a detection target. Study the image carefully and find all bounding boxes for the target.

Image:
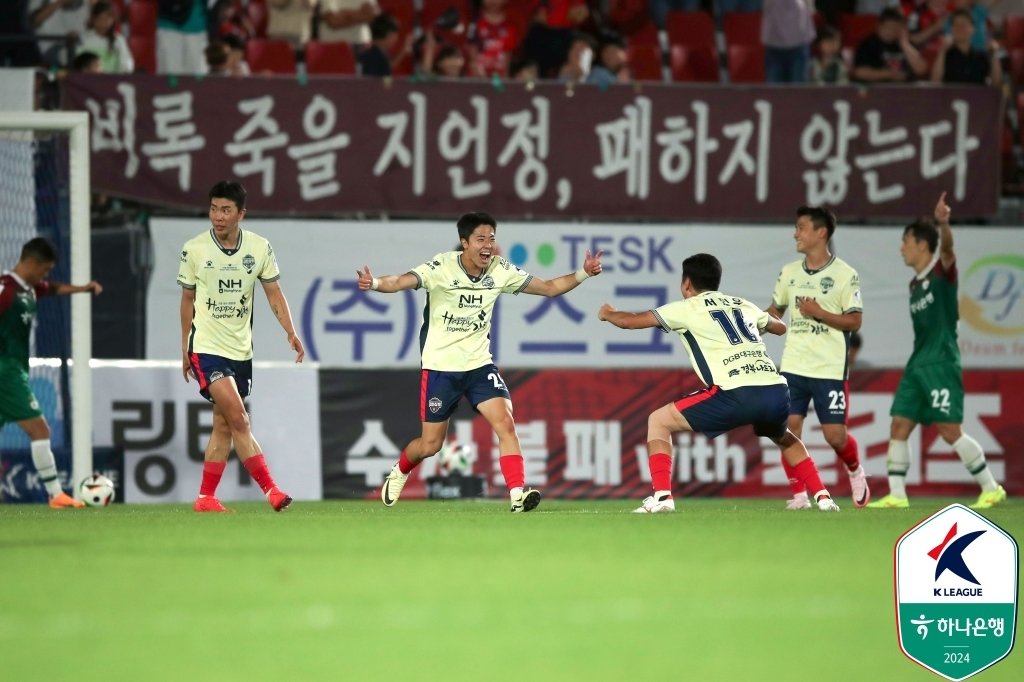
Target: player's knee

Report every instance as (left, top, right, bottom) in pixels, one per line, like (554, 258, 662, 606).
(936, 424, 962, 444)
(647, 411, 672, 444)
(824, 431, 846, 450)
(225, 410, 250, 434)
(889, 418, 913, 440)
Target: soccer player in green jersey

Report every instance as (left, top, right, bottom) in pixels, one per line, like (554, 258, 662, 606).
(766, 206, 869, 510)
(868, 193, 1006, 509)
(358, 211, 603, 512)
(600, 253, 839, 513)
(0, 237, 102, 508)
(178, 181, 305, 513)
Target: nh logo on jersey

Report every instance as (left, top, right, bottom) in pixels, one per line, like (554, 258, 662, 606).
(895, 504, 1018, 681)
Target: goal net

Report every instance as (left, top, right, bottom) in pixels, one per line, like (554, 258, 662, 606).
(0, 112, 92, 501)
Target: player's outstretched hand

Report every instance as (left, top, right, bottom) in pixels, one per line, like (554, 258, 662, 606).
(598, 303, 616, 321)
(181, 353, 194, 383)
(934, 191, 951, 224)
(86, 280, 103, 295)
(583, 249, 604, 277)
(289, 332, 305, 363)
(356, 265, 374, 291)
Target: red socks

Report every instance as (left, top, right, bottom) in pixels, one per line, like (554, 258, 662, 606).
(837, 433, 860, 471)
(398, 450, 419, 475)
(782, 457, 805, 496)
(649, 453, 673, 493)
(793, 457, 826, 497)
(243, 454, 277, 494)
(200, 460, 226, 496)
(499, 454, 525, 490)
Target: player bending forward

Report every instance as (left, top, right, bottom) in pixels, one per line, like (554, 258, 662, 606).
(600, 253, 840, 513)
(358, 211, 603, 512)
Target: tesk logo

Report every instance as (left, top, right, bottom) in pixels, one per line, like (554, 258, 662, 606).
(894, 504, 1017, 681)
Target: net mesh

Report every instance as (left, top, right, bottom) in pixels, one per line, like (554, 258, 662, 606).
(0, 130, 72, 453)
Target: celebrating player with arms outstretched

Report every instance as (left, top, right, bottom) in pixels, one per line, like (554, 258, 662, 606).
(0, 237, 102, 507)
(178, 181, 304, 513)
(766, 206, 869, 510)
(868, 193, 1006, 509)
(358, 211, 603, 512)
(600, 253, 839, 513)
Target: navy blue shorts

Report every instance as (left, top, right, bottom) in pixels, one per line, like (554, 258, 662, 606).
(420, 364, 511, 423)
(782, 372, 849, 425)
(188, 353, 252, 403)
(674, 383, 790, 440)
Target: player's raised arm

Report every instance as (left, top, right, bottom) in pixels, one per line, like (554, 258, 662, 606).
(934, 191, 955, 268)
(522, 249, 604, 297)
(356, 265, 419, 293)
(261, 280, 305, 363)
(598, 303, 659, 330)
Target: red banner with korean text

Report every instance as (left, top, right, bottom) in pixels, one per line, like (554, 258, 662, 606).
(62, 75, 1001, 220)
(321, 369, 1022, 500)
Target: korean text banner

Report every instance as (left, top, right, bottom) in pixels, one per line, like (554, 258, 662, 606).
(148, 219, 1024, 369)
(62, 75, 1001, 219)
(320, 369, 1022, 500)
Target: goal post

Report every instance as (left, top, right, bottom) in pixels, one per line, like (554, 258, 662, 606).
(0, 111, 92, 495)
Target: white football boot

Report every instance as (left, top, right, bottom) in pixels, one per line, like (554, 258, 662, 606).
(510, 487, 541, 513)
(381, 464, 409, 507)
(633, 494, 676, 513)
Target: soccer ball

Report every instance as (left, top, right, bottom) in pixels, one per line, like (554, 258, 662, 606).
(79, 473, 116, 507)
(437, 441, 472, 476)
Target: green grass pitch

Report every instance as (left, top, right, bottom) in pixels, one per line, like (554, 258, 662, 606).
(1, 498, 1020, 682)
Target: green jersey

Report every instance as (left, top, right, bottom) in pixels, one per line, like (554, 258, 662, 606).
(907, 256, 960, 367)
(0, 271, 52, 372)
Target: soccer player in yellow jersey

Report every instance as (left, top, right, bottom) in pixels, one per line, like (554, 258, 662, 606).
(766, 206, 869, 509)
(358, 211, 603, 512)
(600, 253, 839, 513)
(177, 181, 305, 513)
(0, 238, 101, 508)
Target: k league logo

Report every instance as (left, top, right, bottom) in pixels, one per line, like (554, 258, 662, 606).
(895, 504, 1018, 681)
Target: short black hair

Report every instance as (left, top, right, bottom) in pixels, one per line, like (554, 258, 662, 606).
(456, 212, 497, 241)
(903, 219, 939, 253)
(879, 8, 905, 25)
(208, 180, 247, 210)
(370, 13, 399, 40)
(21, 237, 58, 263)
(816, 25, 839, 44)
(682, 253, 722, 292)
(72, 51, 100, 71)
(796, 205, 837, 239)
(950, 9, 975, 25)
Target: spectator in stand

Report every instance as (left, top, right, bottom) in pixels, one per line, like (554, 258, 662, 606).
(857, 0, 898, 12)
(30, 0, 95, 66)
(157, 0, 209, 74)
(523, 0, 592, 78)
(717, 0, 764, 20)
(205, 39, 232, 75)
(430, 44, 467, 78)
(587, 32, 629, 86)
(71, 49, 101, 72)
(319, 0, 378, 46)
(1, 1, 43, 67)
(649, 2, 702, 31)
(209, 0, 254, 43)
(221, 33, 251, 75)
(944, 0, 996, 52)
(510, 57, 539, 81)
(902, 0, 948, 49)
(359, 12, 411, 76)
(810, 24, 849, 83)
(76, 1, 132, 73)
(470, 0, 518, 78)
(852, 7, 928, 82)
(931, 9, 1002, 85)
(762, 0, 816, 83)
(267, 0, 316, 48)
(558, 31, 596, 82)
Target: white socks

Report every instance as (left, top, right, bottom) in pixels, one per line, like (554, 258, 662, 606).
(30, 439, 63, 498)
(952, 434, 998, 492)
(886, 439, 910, 499)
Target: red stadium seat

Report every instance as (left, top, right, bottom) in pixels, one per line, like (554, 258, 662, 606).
(305, 40, 357, 75)
(246, 39, 297, 74)
(666, 11, 716, 49)
(1004, 15, 1024, 49)
(128, 34, 156, 73)
(1010, 49, 1024, 86)
(626, 44, 663, 81)
(838, 13, 878, 49)
(127, 0, 157, 37)
(623, 19, 660, 47)
(727, 44, 764, 83)
(608, 0, 652, 37)
(723, 11, 761, 47)
(669, 44, 719, 82)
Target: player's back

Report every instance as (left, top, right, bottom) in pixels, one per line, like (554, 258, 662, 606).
(653, 290, 784, 390)
(0, 273, 47, 370)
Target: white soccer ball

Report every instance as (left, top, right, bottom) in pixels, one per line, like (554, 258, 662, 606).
(79, 473, 116, 507)
(437, 441, 472, 476)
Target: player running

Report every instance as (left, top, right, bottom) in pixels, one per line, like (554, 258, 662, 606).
(178, 181, 304, 513)
(358, 211, 603, 512)
(599, 253, 840, 513)
(766, 206, 869, 509)
(0, 237, 102, 508)
(868, 193, 1006, 509)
